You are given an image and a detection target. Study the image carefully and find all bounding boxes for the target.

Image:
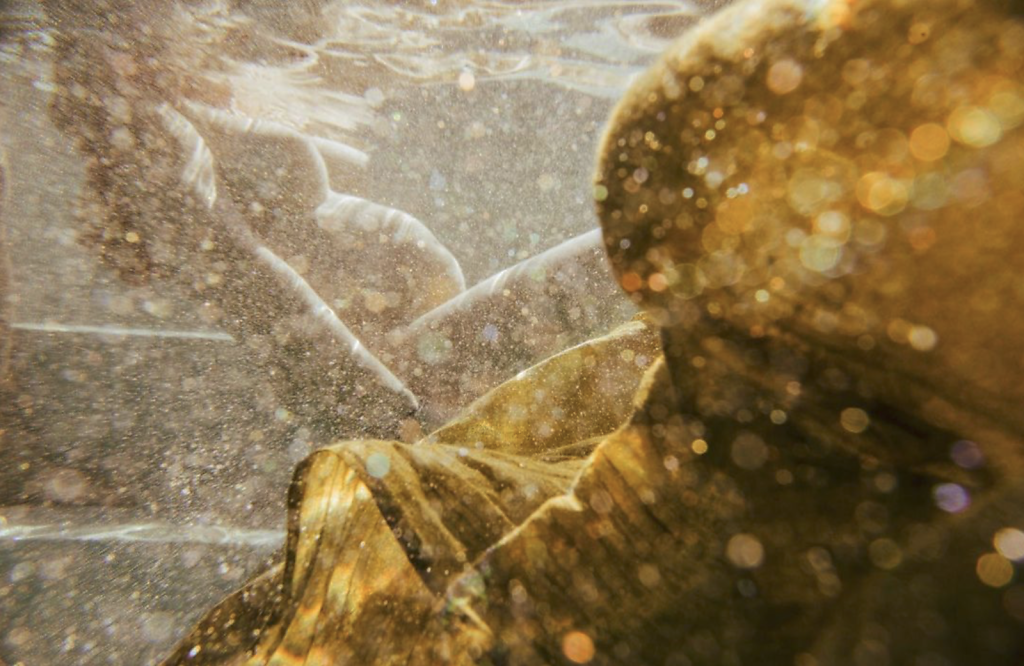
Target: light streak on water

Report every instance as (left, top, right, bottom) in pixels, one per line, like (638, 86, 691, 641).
(0, 521, 284, 547)
(11, 322, 235, 342)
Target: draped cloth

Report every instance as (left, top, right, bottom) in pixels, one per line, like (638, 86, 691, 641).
(160, 318, 662, 665)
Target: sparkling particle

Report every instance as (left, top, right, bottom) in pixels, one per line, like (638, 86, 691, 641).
(716, 196, 754, 234)
(364, 87, 385, 107)
(950, 440, 985, 468)
(874, 472, 898, 493)
(933, 483, 970, 513)
(638, 563, 662, 588)
(691, 439, 708, 455)
(815, 210, 850, 240)
(856, 172, 908, 216)
(773, 141, 794, 160)
(990, 88, 1024, 129)
(6, 626, 33, 647)
(908, 22, 931, 44)
(788, 169, 839, 216)
(909, 123, 950, 161)
(731, 432, 768, 470)
(726, 533, 765, 569)
(840, 408, 870, 434)
(110, 126, 134, 150)
(948, 106, 1002, 147)
(10, 561, 35, 582)
(887, 318, 913, 344)
(366, 452, 391, 479)
(621, 272, 643, 292)
(976, 553, 1015, 588)
(799, 235, 843, 272)
(458, 71, 476, 92)
(42, 468, 89, 503)
(994, 528, 1024, 561)
(767, 59, 803, 95)
(509, 580, 528, 605)
(868, 538, 903, 570)
(908, 325, 938, 351)
(563, 631, 596, 664)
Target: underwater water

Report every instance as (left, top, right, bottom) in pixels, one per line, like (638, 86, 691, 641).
(7, 0, 1024, 664)
(0, 1, 727, 663)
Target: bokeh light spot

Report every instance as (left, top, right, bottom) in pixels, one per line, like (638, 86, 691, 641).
(908, 325, 938, 351)
(909, 123, 950, 161)
(767, 59, 803, 95)
(563, 631, 596, 664)
(726, 533, 765, 569)
(366, 452, 391, 479)
(994, 528, 1024, 562)
(950, 440, 985, 469)
(731, 432, 768, 470)
(458, 71, 476, 91)
(868, 538, 903, 570)
(976, 553, 1014, 588)
(840, 407, 870, 434)
(933, 483, 970, 513)
(948, 106, 1002, 147)
(856, 172, 908, 216)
